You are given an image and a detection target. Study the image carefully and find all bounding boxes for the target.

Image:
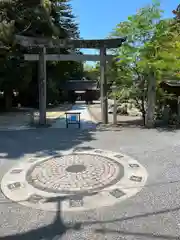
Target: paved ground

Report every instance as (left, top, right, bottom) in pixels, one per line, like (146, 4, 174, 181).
(0, 104, 180, 239)
(52, 104, 96, 129)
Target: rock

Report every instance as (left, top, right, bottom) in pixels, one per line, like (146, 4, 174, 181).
(108, 99, 142, 116)
(128, 108, 142, 116)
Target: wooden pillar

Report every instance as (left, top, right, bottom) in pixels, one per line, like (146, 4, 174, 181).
(38, 47, 47, 125)
(100, 47, 108, 124)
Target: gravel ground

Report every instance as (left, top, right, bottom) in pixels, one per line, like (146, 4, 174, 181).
(0, 104, 180, 239)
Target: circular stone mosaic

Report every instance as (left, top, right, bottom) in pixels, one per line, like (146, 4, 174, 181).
(26, 154, 124, 194)
(1, 149, 148, 212)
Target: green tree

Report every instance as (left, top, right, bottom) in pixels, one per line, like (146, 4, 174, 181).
(110, 0, 180, 127)
(0, 0, 81, 109)
(0, 0, 57, 109)
(84, 63, 100, 80)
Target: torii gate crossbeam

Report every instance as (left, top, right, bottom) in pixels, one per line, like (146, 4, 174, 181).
(15, 35, 126, 125)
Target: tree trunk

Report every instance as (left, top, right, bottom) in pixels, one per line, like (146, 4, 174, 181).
(141, 96, 146, 125)
(4, 89, 12, 111)
(137, 76, 146, 125)
(145, 72, 156, 128)
(140, 78, 146, 125)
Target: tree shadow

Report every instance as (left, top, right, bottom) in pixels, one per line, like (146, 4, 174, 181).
(115, 118, 144, 128)
(94, 119, 180, 133)
(155, 121, 180, 132)
(0, 195, 81, 240)
(0, 196, 179, 239)
(89, 105, 180, 132)
(0, 127, 96, 160)
(0, 192, 98, 240)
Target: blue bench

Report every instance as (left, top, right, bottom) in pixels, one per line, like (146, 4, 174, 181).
(65, 112, 81, 128)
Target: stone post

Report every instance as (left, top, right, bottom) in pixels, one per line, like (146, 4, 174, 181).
(113, 97, 117, 125)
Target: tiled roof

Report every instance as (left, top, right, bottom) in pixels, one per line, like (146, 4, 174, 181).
(162, 80, 180, 87)
(60, 80, 98, 90)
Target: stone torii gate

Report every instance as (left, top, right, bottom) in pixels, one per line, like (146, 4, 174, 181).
(15, 35, 126, 125)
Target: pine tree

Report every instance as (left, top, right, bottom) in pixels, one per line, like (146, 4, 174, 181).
(0, 0, 81, 109)
(173, 4, 180, 20)
(51, 0, 79, 39)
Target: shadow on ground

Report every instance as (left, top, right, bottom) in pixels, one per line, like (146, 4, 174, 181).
(0, 195, 81, 240)
(0, 127, 96, 160)
(112, 119, 180, 132)
(0, 106, 179, 239)
(89, 105, 180, 133)
(95, 117, 180, 133)
(0, 115, 178, 160)
(0, 194, 179, 239)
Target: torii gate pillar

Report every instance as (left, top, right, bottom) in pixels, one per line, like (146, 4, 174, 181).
(15, 35, 126, 126)
(39, 47, 47, 125)
(100, 47, 108, 124)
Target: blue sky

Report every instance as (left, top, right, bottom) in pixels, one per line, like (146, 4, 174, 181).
(71, 0, 179, 63)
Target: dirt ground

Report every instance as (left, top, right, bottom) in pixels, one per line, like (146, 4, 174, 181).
(0, 104, 71, 128)
(88, 104, 143, 128)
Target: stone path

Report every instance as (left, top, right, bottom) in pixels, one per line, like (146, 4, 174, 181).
(0, 104, 180, 239)
(51, 104, 97, 129)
